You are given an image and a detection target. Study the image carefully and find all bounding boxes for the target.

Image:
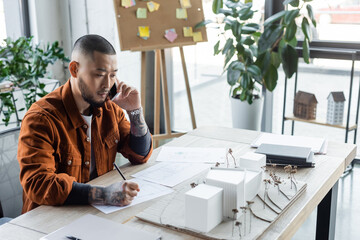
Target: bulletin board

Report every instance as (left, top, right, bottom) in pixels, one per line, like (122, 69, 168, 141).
(113, 0, 208, 51)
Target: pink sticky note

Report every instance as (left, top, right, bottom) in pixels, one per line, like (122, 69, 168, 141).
(164, 30, 178, 43)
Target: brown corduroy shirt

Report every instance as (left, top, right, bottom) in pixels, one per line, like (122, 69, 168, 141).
(17, 80, 152, 213)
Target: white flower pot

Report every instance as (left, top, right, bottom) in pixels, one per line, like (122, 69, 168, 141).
(230, 96, 263, 131)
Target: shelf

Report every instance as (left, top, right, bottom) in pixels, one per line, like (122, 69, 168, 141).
(284, 116, 357, 131)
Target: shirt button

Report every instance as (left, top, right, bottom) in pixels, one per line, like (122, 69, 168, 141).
(83, 124, 88, 129)
(85, 161, 90, 166)
(86, 137, 90, 142)
(115, 139, 118, 144)
(67, 160, 72, 165)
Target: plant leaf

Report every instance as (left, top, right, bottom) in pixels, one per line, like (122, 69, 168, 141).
(283, 0, 299, 7)
(264, 64, 278, 91)
(284, 9, 300, 25)
(247, 64, 261, 76)
(236, 42, 245, 54)
(222, 38, 234, 55)
(224, 46, 236, 68)
(231, 61, 245, 71)
(239, 10, 254, 21)
(227, 66, 241, 86)
(258, 24, 282, 53)
(271, 52, 281, 68)
(212, 0, 223, 14)
(255, 50, 271, 75)
(306, 5, 317, 27)
(285, 20, 297, 41)
(194, 20, 213, 29)
(281, 43, 298, 78)
(243, 36, 255, 45)
(301, 17, 311, 41)
(302, 38, 310, 64)
(263, 11, 286, 26)
(214, 40, 221, 55)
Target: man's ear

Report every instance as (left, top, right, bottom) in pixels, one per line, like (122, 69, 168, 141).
(69, 61, 79, 78)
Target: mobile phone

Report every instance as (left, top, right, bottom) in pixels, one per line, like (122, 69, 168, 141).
(109, 83, 118, 100)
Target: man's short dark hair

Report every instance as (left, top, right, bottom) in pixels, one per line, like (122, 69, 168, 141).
(72, 34, 116, 57)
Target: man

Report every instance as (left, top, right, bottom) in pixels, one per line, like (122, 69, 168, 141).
(18, 34, 152, 213)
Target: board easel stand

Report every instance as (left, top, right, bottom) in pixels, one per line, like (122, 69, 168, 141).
(140, 47, 197, 148)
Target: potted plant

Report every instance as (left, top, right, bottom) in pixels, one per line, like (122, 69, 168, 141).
(196, 0, 316, 130)
(0, 36, 69, 126)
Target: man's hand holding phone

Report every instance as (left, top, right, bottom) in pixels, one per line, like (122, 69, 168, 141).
(110, 80, 141, 111)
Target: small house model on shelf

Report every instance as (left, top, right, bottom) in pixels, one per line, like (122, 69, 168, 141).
(293, 91, 318, 120)
(326, 91, 346, 125)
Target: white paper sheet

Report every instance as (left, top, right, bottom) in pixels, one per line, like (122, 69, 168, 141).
(41, 214, 161, 240)
(251, 132, 327, 154)
(156, 146, 226, 163)
(92, 178, 174, 214)
(131, 162, 211, 187)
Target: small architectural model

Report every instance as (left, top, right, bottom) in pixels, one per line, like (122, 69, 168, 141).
(206, 169, 262, 219)
(185, 184, 223, 232)
(239, 152, 266, 171)
(326, 91, 345, 125)
(293, 91, 318, 120)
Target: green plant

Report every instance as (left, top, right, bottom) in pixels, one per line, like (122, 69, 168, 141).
(195, 0, 316, 104)
(0, 36, 69, 125)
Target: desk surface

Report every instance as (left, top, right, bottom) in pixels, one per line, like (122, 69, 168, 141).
(5, 127, 357, 239)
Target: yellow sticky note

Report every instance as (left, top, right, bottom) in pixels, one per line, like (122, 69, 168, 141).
(180, 0, 192, 8)
(122, 0, 132, 8)
(136, 8, 147, 19)
(139, 26, 150, 38)
(147, 1, 160, 12)
(183, 27, 193, 37)
(176, 8, 187, 19)
(154, 2, 160, 10)
(193, 32, 203, 42)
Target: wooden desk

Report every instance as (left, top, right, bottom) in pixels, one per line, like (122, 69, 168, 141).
(7, 127, 357, 239)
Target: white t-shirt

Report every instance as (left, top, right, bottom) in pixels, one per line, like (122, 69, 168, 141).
(81, 114, 97, 179)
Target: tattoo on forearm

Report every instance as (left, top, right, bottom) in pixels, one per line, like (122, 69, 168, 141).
(128, 109, 148, 137)
(108, 191, 126, 205)
(88, 184, 127, 206)
(88, 186, 105, 205)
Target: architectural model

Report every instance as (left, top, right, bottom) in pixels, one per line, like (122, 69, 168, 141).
(185, 184, 223, 232)
(326, 91, 345, 125)
(239, 152, 266, 171)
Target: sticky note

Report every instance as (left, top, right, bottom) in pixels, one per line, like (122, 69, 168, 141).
(147, 1, 160, 12)
(136, 8, 147, 18)
(183, 27, 193, 37)
(193, 32, 203, 42)
(122, 0, 135, 8)
(164, 29, 178, 43)
(180, 0, 192, 8)
(138, 26, 150, 39)
(176, 8, 187, 19)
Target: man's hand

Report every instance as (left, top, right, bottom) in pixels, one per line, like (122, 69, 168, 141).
(88, 181, 140, 206)
(112, 81, 141, 111)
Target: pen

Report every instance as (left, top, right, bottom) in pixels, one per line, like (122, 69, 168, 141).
(66, 236, 82, 240)
(113, 162, 127, 180)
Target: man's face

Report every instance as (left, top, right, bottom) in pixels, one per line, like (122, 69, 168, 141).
(76, 51, 118, 107)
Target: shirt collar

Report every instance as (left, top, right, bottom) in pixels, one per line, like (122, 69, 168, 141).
(62, 80, 103, 129)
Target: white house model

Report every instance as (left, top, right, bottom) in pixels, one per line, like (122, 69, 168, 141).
(239, 152, 266, 171)
(185, 184, 223, 233)
(205, 168, 262, 219)
(326, 91, 345, 125)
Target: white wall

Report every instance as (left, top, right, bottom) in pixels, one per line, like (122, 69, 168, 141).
(3, 0, 23, 39)
(26, 0, 141, 89)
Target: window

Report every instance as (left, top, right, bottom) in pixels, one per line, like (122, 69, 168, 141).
(171, 0, 265, 132)
(0, 0, 6, 43)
